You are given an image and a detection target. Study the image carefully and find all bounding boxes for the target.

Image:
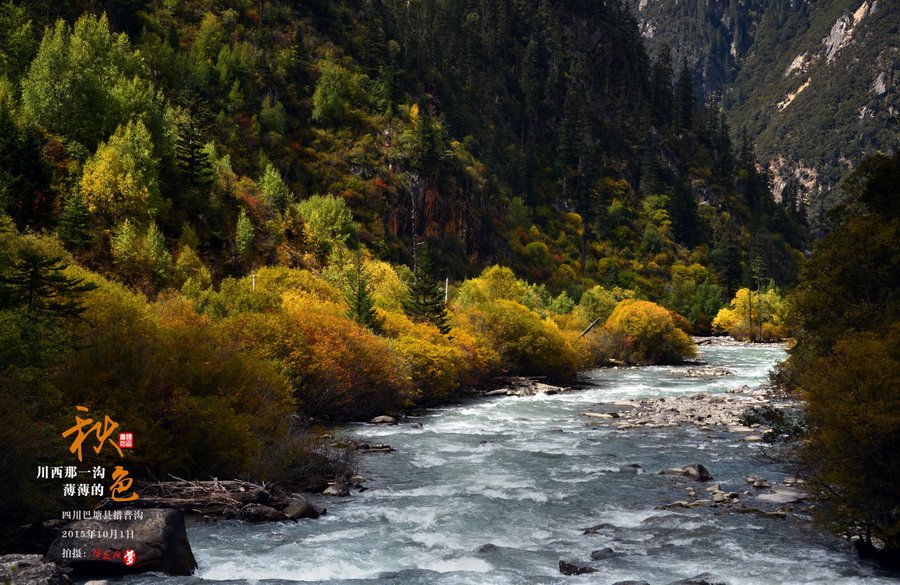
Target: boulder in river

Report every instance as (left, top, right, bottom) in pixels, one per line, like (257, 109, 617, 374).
(238, 503, 289, 522)
(0, 554, 69, 584)
(282, 495, 322, 519)
(558, 560, 597, 575)
(612, 581, 652, 585)
(659, 464, 713, 482)
(322, 483, 350, 497)
(369, 415, 396, 424)
(46, 508, 197, 577)
(476, 543, 499, 554)
(590, 547, 617, 560)
(668, 573, 730, 585)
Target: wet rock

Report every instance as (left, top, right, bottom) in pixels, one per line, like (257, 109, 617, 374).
(753, 478, 771, 488)
(582, 523, 617, 535)
(46, 508, 196, 577)
(670, 367, 735, 378)
(660, 464, 713, 482)
(620, 464, 644, 474)
(369, 415, 396, 424)
(322, 483, 350, 497)
(757, 486, 806, 504)
(590, 547, 617, 560)
(558, 560, 597, 575)
(668, 572, 730, 585)
(282, 495, 321, 520)
(716, 506, 787, 519)
(0, 554, 69, 585)
(612, 581, 651, 585)
(476, 544, 499, 554)
(239, 504, 289, 522)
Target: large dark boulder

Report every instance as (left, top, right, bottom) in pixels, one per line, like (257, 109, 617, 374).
(46, 508, 196, 577)
(0, 554, 69, 584)
(282, 495, 322, 520)
(558, 560, 597, 575)
(238, 503, 288, 522)
(660, 464, 713, 482)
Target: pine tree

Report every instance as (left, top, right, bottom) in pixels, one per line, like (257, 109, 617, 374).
(235, 208, 254, 262)
(343, 253, 382, 333)
(57, 194, 92, 251)
(403, 254, 451, 334)
(0, 246, 96, 322)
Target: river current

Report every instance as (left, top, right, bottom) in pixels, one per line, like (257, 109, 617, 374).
(126, 345, 896, 585)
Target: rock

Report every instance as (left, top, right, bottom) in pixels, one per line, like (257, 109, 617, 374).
(322, 483, 350, 497)
(660, 464, 713, 482)
(582, 412, 615, 419)
(612, 581, 651, 585)
(757, 486, 806, 504)
(753, 479, 771, 488)
(716, 506, 787, 519)
(84, 581, 109, 585)
(0, 554, 69, 585)
(590, 547, 616, 560)
(282, 495, 321, 520)
(713, 493, 727, 503)
(476, 544, 499, 554)
(705, 484, 721, 494)
(620, 464, 644, 474)
(369, 415, 396, 424)
(558, 560, 597, 575)
(582, 523, 616, 535)
(238, 503, 289, 522)
(46, 508, 196, 577)
(668, 572, 730, 585)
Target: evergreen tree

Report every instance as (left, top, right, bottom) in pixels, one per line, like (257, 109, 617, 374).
(403, 253, 451, 334)
(343, 253, 382, 333)
(675, 60, 694, 131)
(57, 194, 92, 251)
(174, 94, 213, 189)
(235, 208, 254, 262)
(0, 246, 96, 323)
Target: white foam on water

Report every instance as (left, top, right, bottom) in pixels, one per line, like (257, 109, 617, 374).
(424, 557, 493, 573)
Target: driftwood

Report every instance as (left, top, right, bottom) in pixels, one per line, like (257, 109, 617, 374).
(102, 478, 272, 516)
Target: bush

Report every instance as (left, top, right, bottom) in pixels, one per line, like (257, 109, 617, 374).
(455, 299, 585, 378)
(225, 294, 412, 420)
(603, 299, 696, 364)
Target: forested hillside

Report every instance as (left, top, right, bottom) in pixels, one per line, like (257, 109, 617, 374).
(0, 0, 805, 298)
(627, 0, 898, 227)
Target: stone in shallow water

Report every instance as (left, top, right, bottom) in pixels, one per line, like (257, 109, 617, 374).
(558, 560, 597, 575)
(590, 547, 616, 560)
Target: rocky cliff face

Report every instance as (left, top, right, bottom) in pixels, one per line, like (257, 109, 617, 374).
(629, 0, 898, 225)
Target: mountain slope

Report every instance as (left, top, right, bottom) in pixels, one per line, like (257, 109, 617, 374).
(629, 0, 898, 225)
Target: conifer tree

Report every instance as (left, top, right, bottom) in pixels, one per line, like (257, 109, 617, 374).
(403, 252, 451, 334)
(343, 253, 381, 333)
(57, 194, 92, 251)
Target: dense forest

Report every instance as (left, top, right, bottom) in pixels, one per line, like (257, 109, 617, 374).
(1, 0, 892, 566)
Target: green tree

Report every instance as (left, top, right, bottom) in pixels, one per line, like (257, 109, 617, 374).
(80, 119, 161, 223)
(235, 208, 254, 262)
(260, 163, 290, 213)
(294, 194, 356, 259)
(403, 253, 451, 334)
(21, 13, 158, 148)
(343, 253, 382, 333)
(57, 194, 92, 251)
(311, 59, 364, 126)
(782, 152, 900, 566)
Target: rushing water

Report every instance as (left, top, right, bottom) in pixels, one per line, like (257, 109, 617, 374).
(124, 345, 896, 585)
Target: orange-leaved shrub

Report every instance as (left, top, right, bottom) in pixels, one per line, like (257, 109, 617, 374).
(379, 309, 500, 403)
(223, 293, 412, 420)
(601, 299, 695, 364)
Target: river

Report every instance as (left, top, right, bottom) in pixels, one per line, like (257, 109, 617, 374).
(126, 344, 896, 585)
